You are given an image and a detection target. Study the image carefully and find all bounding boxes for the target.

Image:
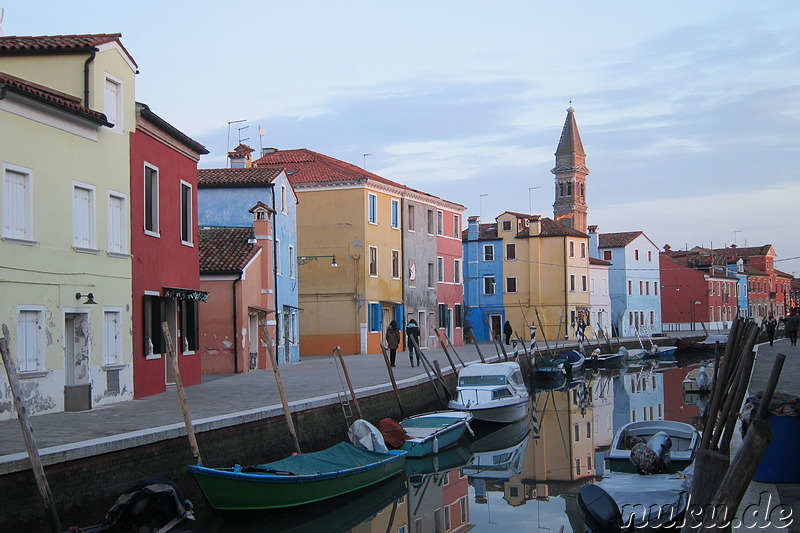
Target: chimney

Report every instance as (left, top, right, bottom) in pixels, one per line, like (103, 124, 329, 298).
(228, 144, 255, 168)
(588, 224, 599, 258)
(528, 215, 541, 236)
(261, 147, 278, 157)
(467, 216, 480, 241)
(664, 244, 672, 252)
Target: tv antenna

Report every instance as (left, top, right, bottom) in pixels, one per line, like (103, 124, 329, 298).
(237, 125, 249, 144)
(0, 9, 5, 37)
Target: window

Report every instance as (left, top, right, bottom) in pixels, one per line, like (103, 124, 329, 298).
(444, 506, 451, 531)
(628, 280, 632, 295)
(281, 185, 287, 214)
(104, 74, 123, 133)
(368, 194, 377, 224)
(144, 164, 159, 234)
(427, 209, 434, 234)
(407, 204, 415, 231)
(438, 303, 449, 329)
(587, 421, 591, 438)
(275, 238, 281, 275)
(570, 274, 576, 291)
(505, 243, 516, 260)
(107, 192, 127, 254)
(392, 250, 400, 279)
(144, 295, 166, 355)
(603, 278, 609, 296)
(437, 256, 445, 282)
(635, 249, 640, 260)
(582, 275, 588, 292)
(484, 276, 496, 295)
(483, 244, 494, 261)
(181, 300, 199, 352)
(574, 424, 580, 442)
(648, 250, 653, 261)
(437, 210, 444, 235)
(501, 219, 512, 231)
(654, 283, 658, 296)
(506, 277, 517, 293)
(369, 246, 378, 276)
(639, 280, 643, 295)
(603, 250, 612, 261)
(581, 242, 586, 258)
(453, 214, 460, 238)
(454, 304, 463, 328)
(2, 164, 33, 241)
(391, 199, 399, 229)
(460, 497, 467, 522)
(428, 263, 434, 288)
(569, 240, 575, 257)
(288, 245, 296, 278)
(369, 303, 381, 332)
(180, 182, 192, 245)
(72, 182, 96, 250)
(454, 259, 461, 284)
(17, 307, 44, 372)
(103, 310, 122, 365)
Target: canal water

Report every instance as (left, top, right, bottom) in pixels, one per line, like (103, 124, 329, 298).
(183, 355, 710, 532)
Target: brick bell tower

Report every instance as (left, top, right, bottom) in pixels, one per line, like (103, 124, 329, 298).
(551, 106, 590, 233)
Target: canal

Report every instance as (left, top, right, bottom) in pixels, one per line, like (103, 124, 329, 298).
(179, 356, 709, 532)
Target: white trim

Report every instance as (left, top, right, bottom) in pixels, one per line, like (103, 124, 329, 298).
(143, 162, 160, 237)
(180, 180, 193, 246)
(72, 180, 97, 250)
(0, 93, 100, 140)
(2, 162, 34, 242)
(103, 72, 124, 135)
(107, 189, 128, 255)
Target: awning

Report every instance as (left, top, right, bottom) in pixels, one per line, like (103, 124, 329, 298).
(163, 287, 210, 302)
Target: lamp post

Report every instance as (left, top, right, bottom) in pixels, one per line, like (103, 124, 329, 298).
(691, 301, 701, 331)
(528, 186, 541, 215)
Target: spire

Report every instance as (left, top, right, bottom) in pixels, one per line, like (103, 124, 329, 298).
(555, 107, 585, 157)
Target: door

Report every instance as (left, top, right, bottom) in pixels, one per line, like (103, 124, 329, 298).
(490, 314, 502, 342)
(283, 309, 291, 365)
(382, 307, 391, 343)
(64, 312, 91, 411)
(164, 299, 178, 385)
(428, 312, 435, 348)
(418, 311, 426, 348)
(249, 313, 259, 370)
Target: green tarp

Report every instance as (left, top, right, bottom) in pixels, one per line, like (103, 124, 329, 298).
(246, 442, 392, 476)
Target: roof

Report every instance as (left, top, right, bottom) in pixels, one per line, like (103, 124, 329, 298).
(462, 222, 499, 242)
(136, 102, 208, 155)
(516, 217, 588, 239)
(198, 167, 283, 187)
(199, 227, 259, 274)
(0, 33, 137, 67)
(598, 231, 642, 248)
(555, 107, 585, 157)
(589, 257, 612, 266)
(664, 244, 777, 268)
(0, 70, 112, 126)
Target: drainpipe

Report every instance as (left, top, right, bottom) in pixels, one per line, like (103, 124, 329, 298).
(233, 273, 242, 373)
(564, 236, 569, 339)
(83, 49, 97, 108)
(271, 185, 280, 364)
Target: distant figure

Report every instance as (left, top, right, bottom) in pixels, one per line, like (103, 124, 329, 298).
(764, 314, 778, 346)
(406, 319, 421, 366)
(386, 320, 401, 367)
(503, 320, 513, 345)
(784, 309, 799, 346)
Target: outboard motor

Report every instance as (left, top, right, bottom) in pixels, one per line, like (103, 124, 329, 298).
(578, 484, 622, 533)
(630, 431, 672, 474)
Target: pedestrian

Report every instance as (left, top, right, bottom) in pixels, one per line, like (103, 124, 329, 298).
(385, 320, 401, 367)
(763, 313, 778, 346)
(503, 320, 513, 345)
(406, 319, 421, 366)
(784, 309, 799, 346)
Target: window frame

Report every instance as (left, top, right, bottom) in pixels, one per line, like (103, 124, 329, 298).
(2, 163, 34, 242)
(505, 242, 516, 260)
(454, 258, 461, 284)
(103, 309, 123, 366)
(180, 180, 193, 246)
(72, 180, 98, 251)
(436, 210, 444, 235)
(104, 72, 124, 134)
(391, 249, 400, 279)
(453, 214, 460, 238)
(369, 245, 378, 277)
(144, 163, 160, 236)
(506, 276, 518, 294)
(391, 199, 400, 229)
(368, 193, 378, 225)
(17, 306, 45, 373)
(107, 190, 128, 256)
(437, 256, 444, 283)
(407, 204, 416, 232)
(483, 276, 496, 295)
(483, 244, 494, 262)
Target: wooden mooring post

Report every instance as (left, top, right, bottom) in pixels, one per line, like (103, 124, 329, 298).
(260, 322, 302, 455)
(334, 346, 363, 420)
(379, 343, 406, 419)
(0, 326, 61, 533)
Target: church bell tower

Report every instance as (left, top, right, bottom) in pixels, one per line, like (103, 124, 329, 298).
(551, 107, 590, 233)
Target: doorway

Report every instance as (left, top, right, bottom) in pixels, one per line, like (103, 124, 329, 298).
(418, 311, 426, 348)
(64, 312, 91, 412)
(489, 314, 502, 342)
(249, 312, 259, 370)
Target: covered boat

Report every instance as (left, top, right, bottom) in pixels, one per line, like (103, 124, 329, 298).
(676, 334, 728, 352)
(448, 362, 530, 423)
(606, 420, 699, 474)
(187, 442, 406, 510)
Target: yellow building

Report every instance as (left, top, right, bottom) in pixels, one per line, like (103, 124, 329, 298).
(254, 149, 405, 355)
(0, 34, 137, 418)
(497, 211, 592, 343)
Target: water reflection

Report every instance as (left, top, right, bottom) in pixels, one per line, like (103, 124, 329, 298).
(188, 357, 711, 532)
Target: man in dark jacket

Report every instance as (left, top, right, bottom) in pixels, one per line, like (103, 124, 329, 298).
(503, 320, 513, 345)
(406, 319, 421, 366)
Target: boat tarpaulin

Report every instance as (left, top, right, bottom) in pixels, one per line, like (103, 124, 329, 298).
(245, 442, 393, 476)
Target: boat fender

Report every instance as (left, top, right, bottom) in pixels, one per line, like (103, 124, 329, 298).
(464, 420, 475, 437)
(433, 437, 439, 454)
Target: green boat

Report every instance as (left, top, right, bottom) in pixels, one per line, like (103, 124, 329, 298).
(187, 442, 407, 510)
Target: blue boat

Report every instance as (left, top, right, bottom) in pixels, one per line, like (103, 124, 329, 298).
(395, 411, 474, 457)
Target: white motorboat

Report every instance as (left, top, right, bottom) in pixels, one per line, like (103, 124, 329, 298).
(606, 420, 700, 474)
(447, 362, 530, 423)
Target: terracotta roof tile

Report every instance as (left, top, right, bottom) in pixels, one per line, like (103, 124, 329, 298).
(0, 33, 137, 67)
(198, 167, 283, 187)
(0, 70, 111, 125)
(590, 257, 612, 266)
(517, 217, 587, 238)
(461, 223, 499, 241)
(598, 231, 643, 248)
(199, 227, 259, 274)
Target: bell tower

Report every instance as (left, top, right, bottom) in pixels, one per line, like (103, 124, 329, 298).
(551, 107, 590, 233)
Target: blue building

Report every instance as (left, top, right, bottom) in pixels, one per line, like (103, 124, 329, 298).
(462, 216, 506, 342)
(197, 147, 300, 364)
(589, 228, 662, 338)
(727, 258, 749, 319)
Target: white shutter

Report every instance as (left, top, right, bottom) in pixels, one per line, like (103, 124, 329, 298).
(73, 186, 92, 247)
(19, 311, 39, 371)
(103, 312, 120, 365)
(104, 79, 118, 126)
(108, 195, 124, 253)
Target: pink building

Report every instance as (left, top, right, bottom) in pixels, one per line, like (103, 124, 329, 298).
(130, 103, 208, 398)
(436, 206, 466, 347)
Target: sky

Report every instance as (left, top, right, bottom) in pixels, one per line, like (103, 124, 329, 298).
(3, 1, 799, 274)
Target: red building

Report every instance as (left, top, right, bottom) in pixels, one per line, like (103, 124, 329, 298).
(437, 206, 466, 347)
(130, 103, 208, 398)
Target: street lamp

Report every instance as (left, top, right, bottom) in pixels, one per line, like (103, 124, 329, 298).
(690, 301, 701, 331)
(298, 255, 338, 267)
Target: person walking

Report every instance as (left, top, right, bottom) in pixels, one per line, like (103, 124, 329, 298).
(385, 320, 401, 367)
(784, 309, 799, 346)
(406, 319, 421, 366)
(503, 320, 513, 345)
(764, 313, 778, 346)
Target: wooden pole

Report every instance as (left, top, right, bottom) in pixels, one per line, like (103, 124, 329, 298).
(443, 331, 466, 368)
(755, 353, 786, 420)
(473, 340, 487, 363)
(161, 322, 202, 466)
(0, 327, 61, 533)
(409, 335, 448, 408)
(260, 322, 302, 454)
(534, 308, 553, 355)
(379, 343, 406, 419)
(497, 338, 510, 362)
(333, 346, 363, 419)
(433, 329, 458, 371)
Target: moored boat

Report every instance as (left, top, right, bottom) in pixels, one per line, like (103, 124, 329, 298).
(606, 420, 699, 474)
(187, 442, 406, 510)
(448, 362, 530, 423)
(676, 334, 728, 352)
(380, 411, 473, 458)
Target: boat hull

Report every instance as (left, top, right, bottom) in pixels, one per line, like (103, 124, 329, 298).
(606, 420, 699, 474)
(188, 444, 406, 510)
(448, 397, 529, 423)
(399, 411, 472, 457)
